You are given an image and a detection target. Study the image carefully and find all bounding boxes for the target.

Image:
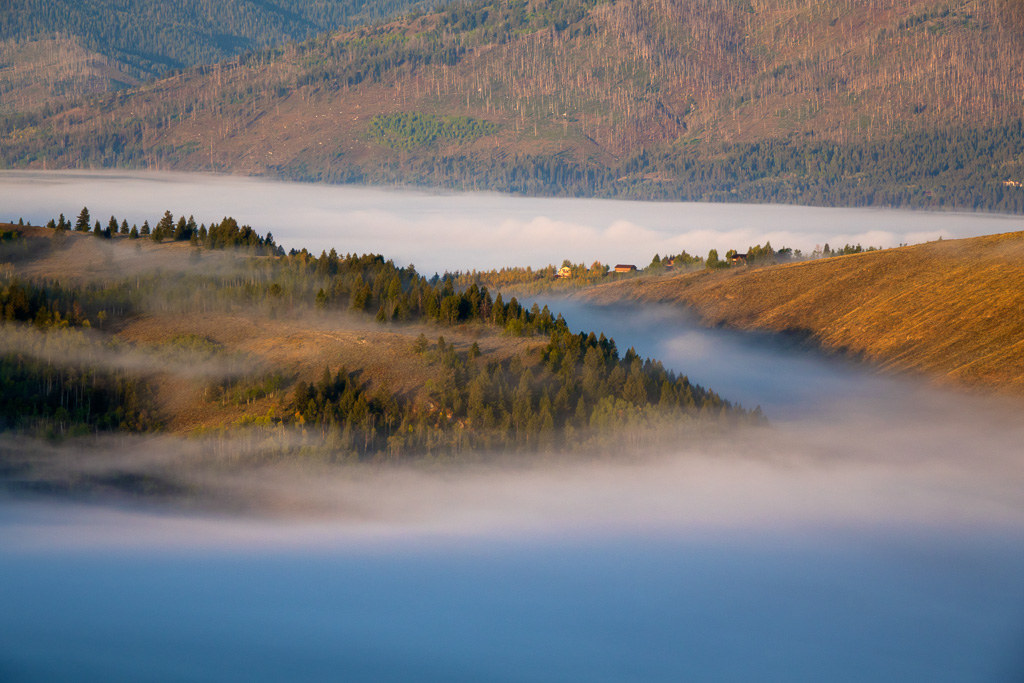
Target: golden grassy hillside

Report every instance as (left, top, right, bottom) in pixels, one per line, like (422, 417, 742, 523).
(114, 311, 537, 433)
(0, 225, 543, 434)
(578, 231, 1024, 394)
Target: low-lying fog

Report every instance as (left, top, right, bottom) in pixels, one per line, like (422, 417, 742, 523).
(2, 173, 1023, 681)
(5, 170, 1024, 272)
(3, 301, 1023, 681)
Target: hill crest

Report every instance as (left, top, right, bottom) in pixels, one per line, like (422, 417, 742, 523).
(576, 230, 1024, 395)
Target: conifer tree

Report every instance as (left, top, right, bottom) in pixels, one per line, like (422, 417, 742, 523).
(74, 207, 91, 232)
(154, 210, 174, 242)
(706, 249, 723, 269)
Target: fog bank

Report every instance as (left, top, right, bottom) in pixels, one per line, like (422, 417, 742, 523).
(2, 298, 1023, 681)
(4, 170, 1024, 272)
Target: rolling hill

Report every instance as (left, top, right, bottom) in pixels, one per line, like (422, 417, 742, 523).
(3, 0, 1024, 210)
(0, 220, 751, 459)
(575, 231, 1024, 395)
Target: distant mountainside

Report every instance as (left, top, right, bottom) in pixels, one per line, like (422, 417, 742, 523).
(576, 231, 1024, 395)
(4, 0, 1024, 211)
(0, 0, 429, 97)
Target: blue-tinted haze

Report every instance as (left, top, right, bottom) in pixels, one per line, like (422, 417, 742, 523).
(1, 174, 1023, 681)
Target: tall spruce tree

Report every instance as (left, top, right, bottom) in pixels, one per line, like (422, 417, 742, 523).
(154, 210, 174, 242)
(74, 207, 91, 232)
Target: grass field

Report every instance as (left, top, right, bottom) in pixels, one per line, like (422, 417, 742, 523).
(577, 232, 1024, 395)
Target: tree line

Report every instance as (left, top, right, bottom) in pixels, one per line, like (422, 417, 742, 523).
(45, 207, 283, 254)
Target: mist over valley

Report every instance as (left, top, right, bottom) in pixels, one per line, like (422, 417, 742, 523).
(4, 0, 1024, 674)
(1, 181, 1023, 680)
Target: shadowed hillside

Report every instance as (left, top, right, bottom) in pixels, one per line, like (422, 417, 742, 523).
(3, 0, 1024, 210)
(576, 231, 1024, 394)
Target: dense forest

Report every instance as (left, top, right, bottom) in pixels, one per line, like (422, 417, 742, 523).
(3, 0, 1024, 212)
(343, 121, 1024, 212)
(0, 0, 431, 82)
(0, 215, 759, 454)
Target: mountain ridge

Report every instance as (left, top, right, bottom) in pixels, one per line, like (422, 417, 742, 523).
(3, 0, 1024, 210)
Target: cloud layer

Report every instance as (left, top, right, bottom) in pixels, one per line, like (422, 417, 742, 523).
(4, 170, 1024, 272)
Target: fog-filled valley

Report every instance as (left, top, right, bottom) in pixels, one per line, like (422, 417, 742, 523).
(6, 0, 1024, 675)
(6, 171, 1024, 273)
(2, 173, 1023, 681)
(3, 304, 1023, 681)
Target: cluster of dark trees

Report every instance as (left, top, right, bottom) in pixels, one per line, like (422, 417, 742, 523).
(0, 354, 155, 437)
(0, 275, 156, 437)
(276, 247, 758, 457)
(306, 250, 563, 334)
(439, 0, 601, 44)
(288, 0, 601, 91)
(287, 329, 753, 458)
(45, 207, 283, 254)
(0, 278, 110, 328)
(334, 120, 1024, 214)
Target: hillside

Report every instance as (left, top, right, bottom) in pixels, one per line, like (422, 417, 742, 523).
(575, 231, 1024, 395)
(0, 0, 430, 97)
(4, 0, 1024, 211)
(0, 220, 752, 463)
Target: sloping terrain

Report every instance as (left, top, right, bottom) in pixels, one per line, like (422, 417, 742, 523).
(0, 226, 537, 433)
(0, 0, 431, 92)
(3, 0, 1024, 210)
(577, 231, 1024, 394)
(1, 221, 751, 463)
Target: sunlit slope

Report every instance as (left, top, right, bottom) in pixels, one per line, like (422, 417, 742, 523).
(1, 223, 751, 454)
(579, 232, 1024, 394)
(4, 0, 1024, 210)
(1, 226, 538, 434)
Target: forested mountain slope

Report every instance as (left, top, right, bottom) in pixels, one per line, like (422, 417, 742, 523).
(576, 231, 1024, 395)
(0, 0, 430, 84)
(4, 0, 1024, 210)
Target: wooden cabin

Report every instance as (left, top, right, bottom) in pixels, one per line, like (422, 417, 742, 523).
(614, 264, 637, 273)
